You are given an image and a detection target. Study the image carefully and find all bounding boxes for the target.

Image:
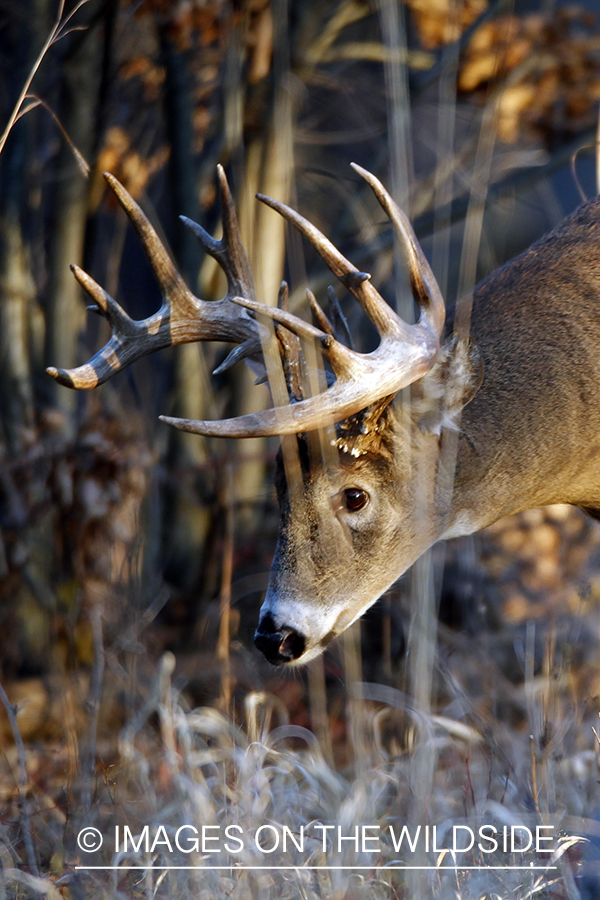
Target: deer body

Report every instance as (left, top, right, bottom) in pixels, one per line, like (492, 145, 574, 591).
(457, 200, 600, 525)
(47, 167, 600, 666)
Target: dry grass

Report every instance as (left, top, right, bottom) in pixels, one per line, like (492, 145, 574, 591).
(1, 577, 600, 900)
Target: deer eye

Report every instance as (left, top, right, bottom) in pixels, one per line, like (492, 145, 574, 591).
(343, 487, 369, 512)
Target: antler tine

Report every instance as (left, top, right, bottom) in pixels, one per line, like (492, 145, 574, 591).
(46, 265, 139, 388)
(46, 169, 262, 390)
(350, 162, 445, 339)
(256, 192, 417, 343)
(180, 165, 256, 302)
(103, 173, 203, 326)
(307, 288, 334, 336)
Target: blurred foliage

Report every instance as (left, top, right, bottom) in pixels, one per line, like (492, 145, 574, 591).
(460, 7, 600, 142)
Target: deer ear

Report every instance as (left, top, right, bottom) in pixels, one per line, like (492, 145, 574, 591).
(412, 334, 483, 434)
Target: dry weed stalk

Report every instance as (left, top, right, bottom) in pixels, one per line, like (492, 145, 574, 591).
(0, 0, 92, 167)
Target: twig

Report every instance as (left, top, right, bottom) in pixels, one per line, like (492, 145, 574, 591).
(0, 680, 38, 875)
(20, 94, 90, 176)
(0, 0, 91, 158)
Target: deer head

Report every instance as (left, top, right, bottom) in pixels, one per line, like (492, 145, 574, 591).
(48, 165, 481, 665)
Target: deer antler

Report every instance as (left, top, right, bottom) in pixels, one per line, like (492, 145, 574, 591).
(46, 166, 262, 389)
(48, 165, 446, 437)
(162, 164, 446, 437)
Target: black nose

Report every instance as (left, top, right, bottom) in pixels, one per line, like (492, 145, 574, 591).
(254, 614, 306, 665)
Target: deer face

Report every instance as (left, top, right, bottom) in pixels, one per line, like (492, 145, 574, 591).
(254, 408, 432, 665)
(254, 336, 482, 666)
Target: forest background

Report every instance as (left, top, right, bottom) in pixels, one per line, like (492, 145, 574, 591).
(3, 1, 600, 897)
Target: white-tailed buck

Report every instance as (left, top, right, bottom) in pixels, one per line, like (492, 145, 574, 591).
(48, 166, 600, 665)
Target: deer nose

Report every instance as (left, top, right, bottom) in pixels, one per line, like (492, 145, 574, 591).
(254, 614, 306, 665)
